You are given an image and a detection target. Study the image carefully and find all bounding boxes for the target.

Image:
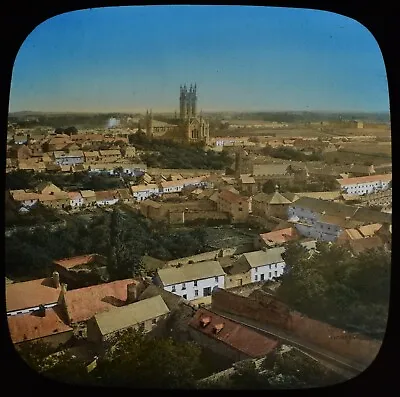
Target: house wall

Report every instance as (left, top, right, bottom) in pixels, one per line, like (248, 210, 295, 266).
(212, 289, 381, 366)
(15, 330, 74, 348)
(251, 261, 285, 283)
(96, 198, 119, 206)
(341, 180, 390, 196)
(158, 275, 225, 301)
(224, 271, 252, 289)
(132, 188, 160, 201)
(55, 156, 84, 166)
(70, 198, 84, 207)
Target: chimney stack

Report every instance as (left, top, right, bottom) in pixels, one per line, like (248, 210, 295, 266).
(126, 282, 138, 304)
(52, 271, 60, 288)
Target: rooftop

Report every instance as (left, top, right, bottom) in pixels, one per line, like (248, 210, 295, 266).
(259, 228, 299, 245)
(54, 254, 105, 270)
(94, 295, 170, 336)
(6, 277, 61, 313)
(7, 306, 72, 344)
(157, 260, 225, 286)
(219, 189, 248, 205)
(337, 173, 392, 186)
(189, 309, 278, 358)
(64, 279, 137, 323)
(243, 248, 285, 268)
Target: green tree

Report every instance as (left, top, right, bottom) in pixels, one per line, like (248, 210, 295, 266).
(96, 328, 203, 388)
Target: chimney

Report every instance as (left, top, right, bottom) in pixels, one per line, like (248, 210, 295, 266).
(38, 304, 46, 317)
(213, 323, 224, 334)
(200, 316, 211, 328)
(126, 282, 138, 304)
(52, 271, 60, 288)
(56, 283, 71, 324)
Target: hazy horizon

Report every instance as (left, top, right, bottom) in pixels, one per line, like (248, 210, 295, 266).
(9, 6, 389, 114)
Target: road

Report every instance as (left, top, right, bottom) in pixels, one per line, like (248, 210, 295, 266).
(210, 308, 368, 379)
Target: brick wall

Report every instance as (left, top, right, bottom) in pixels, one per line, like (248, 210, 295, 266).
(211, 289, 382, 366)
(212, 289, 290, 329)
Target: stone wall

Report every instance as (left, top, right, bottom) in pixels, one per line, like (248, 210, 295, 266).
(211, 289, 382, 366)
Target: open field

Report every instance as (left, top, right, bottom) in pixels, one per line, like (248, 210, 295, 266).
(323, 150, 391, 166)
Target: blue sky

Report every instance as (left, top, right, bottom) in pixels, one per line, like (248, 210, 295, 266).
(9, 5, 389, 113)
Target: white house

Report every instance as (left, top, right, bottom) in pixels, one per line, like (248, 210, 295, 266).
(53, 150, 84, 166)
(95, 190, 120, 206)
(131, 184, 160, 201)
(67, 191, 84, 207)
(159, 180, 185, 194)
(182, 176, 208, 189)
(336, 174, 392, 196)
(10, 190, 39, 209)
(154, 260, 226, 301)
(241, 247, 286, 282)
(288, 197, 362, 242)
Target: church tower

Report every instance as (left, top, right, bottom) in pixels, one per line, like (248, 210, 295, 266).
(191, 83, 197, 117)
(180, 85, 188, 120)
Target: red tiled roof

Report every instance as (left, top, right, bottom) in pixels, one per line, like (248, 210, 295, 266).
(65, 279, 137, 323)
(6, 278, 61, 312)
(189, 309, 278, 358)
(348, 236, 384, 255)
(337, 173, 392, 186)
(95, 190, 119, 201)
(219, 189, 248, 205)
(53, 254, 104, 270)
(7, 306, 72, 344)
(260, 227, 299, 245)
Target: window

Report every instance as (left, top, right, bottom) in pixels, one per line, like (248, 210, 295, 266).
(255, 275, 258, 281)
(172, 286, 176, 292)
(194, 280, 197, 287)
(215, 276, 219, 282)
(182, 283, 186, 290)
(255, 267, 258, 273)
(195, 290, 198, 297)
(203, 287, 212, 296)
(239, 208, 243, 211)
(274, 271, 278, 276)
(152, 318, 157, 325)
(269, 272, 272, 278)
(260, 274, 264, 281)
(183, 294, 187, 300)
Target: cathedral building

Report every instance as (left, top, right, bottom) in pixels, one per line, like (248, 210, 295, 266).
(145, 84, 210, 145)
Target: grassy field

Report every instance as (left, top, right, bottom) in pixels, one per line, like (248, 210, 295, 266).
(323, 150, 391, 165)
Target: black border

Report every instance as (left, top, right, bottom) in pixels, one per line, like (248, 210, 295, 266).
(3, 0, 398, 395)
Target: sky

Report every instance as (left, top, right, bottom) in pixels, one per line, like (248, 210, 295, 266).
(9, 5, 389, 113)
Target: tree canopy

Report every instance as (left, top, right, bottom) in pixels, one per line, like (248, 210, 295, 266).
(278, 241, 390, 338)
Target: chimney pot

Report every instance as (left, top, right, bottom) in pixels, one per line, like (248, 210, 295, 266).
(52, 271, 60, 288)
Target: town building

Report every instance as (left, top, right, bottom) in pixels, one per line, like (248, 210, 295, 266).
(257, 227, 300, 249)
(6, 273, 62, 316)
(154, 260, 225, 301)
(240, 247, 286, 282)
(87, 295, 170, 344)
(53, 254, 109, 289)
(217, 189, 250, 223)
(288, 197, 391, 242)
(67, 191, 84, 207)
(95, 190, 120, 206)
(188, 308, 278, 363)
(80, 190, 97, 206)
(252, 190, 293, 219)
(53, 150, 84, 166)
(130, 184, 160, 201)
(7, 307, 73, 347)
(336, 174, 392, 196)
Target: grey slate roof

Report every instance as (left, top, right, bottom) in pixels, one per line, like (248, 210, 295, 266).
(243, 247, 285, 268)
(157, 260, 225, 286)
